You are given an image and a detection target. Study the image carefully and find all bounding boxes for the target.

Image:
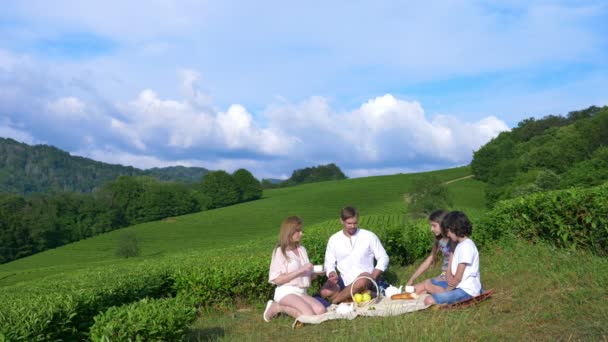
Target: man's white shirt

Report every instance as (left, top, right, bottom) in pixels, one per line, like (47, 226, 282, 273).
(324, 228, 389, 286)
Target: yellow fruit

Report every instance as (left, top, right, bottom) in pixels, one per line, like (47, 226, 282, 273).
(354, 293, 363, 303)
(363, 289, 371, 295)
(362, 293, 372, 302)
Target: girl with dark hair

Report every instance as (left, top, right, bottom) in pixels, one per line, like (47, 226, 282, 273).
(406, 209, 456, 294)
(424, 211, 482, 305)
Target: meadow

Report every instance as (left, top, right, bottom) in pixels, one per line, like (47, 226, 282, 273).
(0, 166, 469, 286)
(1, 165, 606, 341)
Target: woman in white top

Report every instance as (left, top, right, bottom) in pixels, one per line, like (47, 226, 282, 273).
(263, 216, 326, 322)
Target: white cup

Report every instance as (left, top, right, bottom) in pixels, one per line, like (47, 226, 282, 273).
(405, 285, 415, 293)
(313, 265, 324, 273)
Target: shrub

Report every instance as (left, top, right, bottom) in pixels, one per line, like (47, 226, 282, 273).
(90, 296, 196, 342)
(479, 183, 608, 255)
(115, 232, 140, 258)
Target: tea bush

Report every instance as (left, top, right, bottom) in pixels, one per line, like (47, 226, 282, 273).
(90, 296, 196, 342)
(4, 171, 606, 340)
(0, 264, 173, 341)
(479, 182, 608, 255)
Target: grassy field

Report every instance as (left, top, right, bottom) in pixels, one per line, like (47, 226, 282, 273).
(0, 166, 473, 286)
(1, 164, 607, 340)
(187, 239, 608, 341)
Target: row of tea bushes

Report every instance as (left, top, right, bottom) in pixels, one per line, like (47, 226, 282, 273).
(479, 182, 608, 255)
(0, 213, 499, 340)
(0, 263, 173, 341)
(89, 296, 197, 342)
(0, 215, 420, 340)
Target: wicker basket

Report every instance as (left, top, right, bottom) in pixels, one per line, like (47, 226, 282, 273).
(350, 275, 381, 307)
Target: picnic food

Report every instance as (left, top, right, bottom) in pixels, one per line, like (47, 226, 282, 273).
(354, 293, 364, 303)
(390, 292, 418, 300)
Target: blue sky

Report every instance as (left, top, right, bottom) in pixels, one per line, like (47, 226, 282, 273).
(1, 0, 607, 179)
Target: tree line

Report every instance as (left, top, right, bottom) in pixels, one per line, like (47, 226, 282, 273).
(471, 105, 608, 206)
(261, 163, 347, 188)
(0, 169, 262, 264)
(0, 137, 210, 195)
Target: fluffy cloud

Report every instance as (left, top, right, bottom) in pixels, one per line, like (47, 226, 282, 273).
(262, 94, 508, 170)
(0, 49, 510, 178)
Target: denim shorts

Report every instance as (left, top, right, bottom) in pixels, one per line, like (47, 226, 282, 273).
(431, 288, 472, 304)
(431, 278, 448, 288)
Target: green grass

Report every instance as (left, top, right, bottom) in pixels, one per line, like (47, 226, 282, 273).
(187, 239, 608, 341)
(0, 166, 473, 286)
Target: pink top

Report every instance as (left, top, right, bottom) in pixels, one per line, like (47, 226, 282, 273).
(268, 245, 311, 288)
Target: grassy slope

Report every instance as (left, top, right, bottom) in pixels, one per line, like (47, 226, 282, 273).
(0, 166, 471, 285)
(188, 240, 608, 341)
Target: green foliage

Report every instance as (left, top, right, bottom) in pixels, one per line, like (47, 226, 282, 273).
(90, 296, 196, 342)
(406, 175, 452, 218)
(478, 183, 608, 255)
(0, 166, 473, 282)
(232, 168, 263, 202)
(0, 175, 200, 264)
(471, 105, 608, 205)
(115, 232, 140, 258)
(281, 163, 347, 187)
(144, 165, 209, 183)
(0, 137, 209, 195)
(261, 178, 281, 189)
(0, 264, 173, 341)
(200, 171, 241, 208)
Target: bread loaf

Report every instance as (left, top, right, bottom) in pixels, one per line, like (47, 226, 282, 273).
(390, 292, 418, 300)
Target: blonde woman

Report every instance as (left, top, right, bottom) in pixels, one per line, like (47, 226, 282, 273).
(263, 216, 326, 322)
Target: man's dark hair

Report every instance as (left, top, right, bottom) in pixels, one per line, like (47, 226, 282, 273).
(441, 211, 472, 238)
(341, 206, 358, 220)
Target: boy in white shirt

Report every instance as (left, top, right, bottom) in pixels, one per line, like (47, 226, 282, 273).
(424, 211, 482, 305)
(320, 206, 390, 304)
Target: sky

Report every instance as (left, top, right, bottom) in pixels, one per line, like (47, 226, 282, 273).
(1, 1, 607, 180)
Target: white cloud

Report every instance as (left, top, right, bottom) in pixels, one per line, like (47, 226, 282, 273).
(47, 97, 87, 119)
(262, 94, 509, 168)
(0, 117, 36, 144)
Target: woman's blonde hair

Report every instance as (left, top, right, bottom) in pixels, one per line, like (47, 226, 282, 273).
(276, 216, 303, 258)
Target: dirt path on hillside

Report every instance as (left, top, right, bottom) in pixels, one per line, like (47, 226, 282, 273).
(442, 174, 474, 185)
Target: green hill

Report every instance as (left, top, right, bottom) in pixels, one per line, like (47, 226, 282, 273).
(471, 105, 608, 205)
(0, 166, 474, 285)
(0, 137, 210, 194)
(0, 163, 606, 341)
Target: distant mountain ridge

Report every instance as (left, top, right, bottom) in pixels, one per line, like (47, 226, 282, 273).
(0, 137, 210, 195)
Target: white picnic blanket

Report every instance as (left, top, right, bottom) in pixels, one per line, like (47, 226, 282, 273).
(294, 294, 431, 325)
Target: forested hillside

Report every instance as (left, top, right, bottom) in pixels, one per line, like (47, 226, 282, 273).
(471, 105, 608, 205)
(0, 138, 209, 195)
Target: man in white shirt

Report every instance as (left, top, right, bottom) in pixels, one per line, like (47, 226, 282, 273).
(320, 206, 390, 304)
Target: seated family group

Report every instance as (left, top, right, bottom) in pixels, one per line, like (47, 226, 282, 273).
(263, 207, 482, 322)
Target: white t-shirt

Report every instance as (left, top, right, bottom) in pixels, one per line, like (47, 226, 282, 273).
(450, 238, 481, 296)
(324, 228, 389, 286)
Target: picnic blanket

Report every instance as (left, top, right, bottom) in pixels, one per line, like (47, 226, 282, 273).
(294, 294, 431, 325)
(294, 290, 494, 326)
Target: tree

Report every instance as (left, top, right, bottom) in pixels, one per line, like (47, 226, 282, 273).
(116, 232, 140, 258)
(232, 168, 263, 202)
(406, 175, 452, 218)
(200, 171, 240, 208)
(281, 163, 347, 187)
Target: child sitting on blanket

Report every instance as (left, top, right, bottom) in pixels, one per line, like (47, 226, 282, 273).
(424, 211, 482, 306)
(406, 209, 456, 295)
